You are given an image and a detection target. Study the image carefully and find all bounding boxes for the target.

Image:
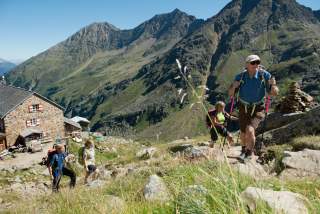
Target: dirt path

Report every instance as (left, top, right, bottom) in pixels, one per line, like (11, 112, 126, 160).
(0, 143, 53, 170)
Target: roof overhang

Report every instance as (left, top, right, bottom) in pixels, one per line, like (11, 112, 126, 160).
(20, 127, 43, 138)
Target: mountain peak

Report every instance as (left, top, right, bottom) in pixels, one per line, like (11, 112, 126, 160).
(171, 8, 183, 15)
(85, 22, 120, 31)
(129, 8, 200, 41)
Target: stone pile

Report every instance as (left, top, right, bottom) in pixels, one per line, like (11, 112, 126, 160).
(276, 82, 317, 113)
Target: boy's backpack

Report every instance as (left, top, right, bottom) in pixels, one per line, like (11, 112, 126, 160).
(78, 146, 85, 165)
(42, 148, 57, 167)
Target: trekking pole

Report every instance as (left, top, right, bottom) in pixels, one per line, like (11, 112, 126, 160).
(261, 94, 271, 142)
(223, 96, 235, 148)
(256, 91, 271, 164)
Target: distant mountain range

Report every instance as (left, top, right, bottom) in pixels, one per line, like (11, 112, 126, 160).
(7, 0, 320, 140)
(0, 58, 16, 76)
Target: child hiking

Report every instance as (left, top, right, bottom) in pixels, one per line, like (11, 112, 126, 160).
(207, 101, 237, 147)
(82, 139, 99, 184)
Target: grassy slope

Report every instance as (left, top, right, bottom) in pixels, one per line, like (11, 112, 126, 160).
(4, 136, 320, 213)
(49, 39, 165, 101)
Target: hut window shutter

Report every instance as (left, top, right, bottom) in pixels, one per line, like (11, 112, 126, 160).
(26, 120, 31, 127)
(38, 104, 44, 112)
(28, 106, 33, 113)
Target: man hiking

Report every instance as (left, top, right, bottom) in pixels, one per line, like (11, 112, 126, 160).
(48, 144, 76, 192)
(228, 55, 279, 163)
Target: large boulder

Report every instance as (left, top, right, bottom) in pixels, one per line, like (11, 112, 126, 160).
(241, 187, 308, 214)
(256, 112, 305, 135)
(143, 175, 171, 202)
(281, 149, 320, 178)
(259, 106, 320, 145)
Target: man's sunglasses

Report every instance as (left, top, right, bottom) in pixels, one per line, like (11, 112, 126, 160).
(250, 60, 260, 65)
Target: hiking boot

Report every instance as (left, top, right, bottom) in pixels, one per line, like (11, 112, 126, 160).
(238, 151, 246, 163)
(238, 150, 252, 163)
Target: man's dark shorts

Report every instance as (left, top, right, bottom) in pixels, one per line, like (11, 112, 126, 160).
(239, 103, 265, 133)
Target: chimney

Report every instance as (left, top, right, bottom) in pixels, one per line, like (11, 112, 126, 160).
(0, 76, 6, 85)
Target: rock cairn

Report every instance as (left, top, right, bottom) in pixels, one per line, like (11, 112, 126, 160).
(276, 82, 317, 113)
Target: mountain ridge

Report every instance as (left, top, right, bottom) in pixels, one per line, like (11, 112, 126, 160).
(6, 0, 320, 140)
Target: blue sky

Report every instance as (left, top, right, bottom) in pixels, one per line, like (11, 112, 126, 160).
(0, 0, 319, 63)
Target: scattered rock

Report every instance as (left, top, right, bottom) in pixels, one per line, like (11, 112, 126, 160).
(233, 157, 268, 179)
(197, 141, 211, 147)
(14, 176, 22, 183)
(98, 167, 112, 180)
(111, 167, 128, 178)
(184, 146, 212, 159)
(9, 182, 23, 191)
(41, 169, 50, 176)
(144, 175, 171, 202)
(29, 169, 38, 175)
(136, 147, 157, 159)
(87, 180, 106, 188)
(3, 167, 16, 174)
(169, 144, 193, 153)
(241, 187, 308, 214)
(226, 146, 242, 158)
(281, 149, 320, 178)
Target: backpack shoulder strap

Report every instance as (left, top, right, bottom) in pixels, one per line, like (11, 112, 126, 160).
(238, 69, 247, 88)
(258, 66, 269, 91)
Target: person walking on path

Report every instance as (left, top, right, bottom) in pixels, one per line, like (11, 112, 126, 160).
(207, 101, 237, 147)
(228, 55, 279, 163)
(83, 139, 99, 184)
(48, 144, 76, 192)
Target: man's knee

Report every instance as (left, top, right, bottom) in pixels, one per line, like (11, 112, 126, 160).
(246, 126, 255, 135)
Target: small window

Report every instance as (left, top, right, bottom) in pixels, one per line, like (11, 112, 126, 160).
(26, 118, 40, 127)
(28, 104, 43, 113)
(32, 105, 39, 112)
